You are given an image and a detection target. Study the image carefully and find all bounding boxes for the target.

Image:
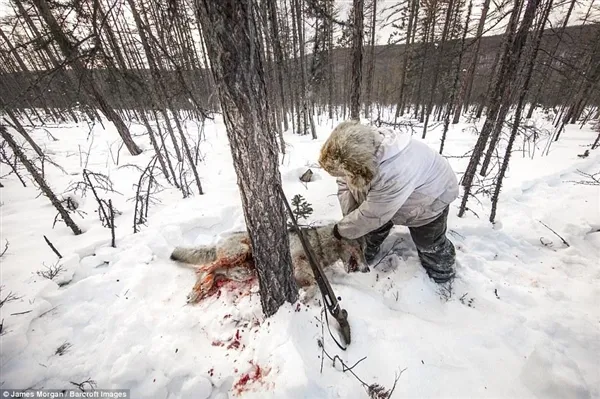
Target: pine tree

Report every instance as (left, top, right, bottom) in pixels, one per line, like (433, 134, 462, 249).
(196, 0, 299, 317)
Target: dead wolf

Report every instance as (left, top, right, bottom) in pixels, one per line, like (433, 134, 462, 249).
(170, 224, 368, 303)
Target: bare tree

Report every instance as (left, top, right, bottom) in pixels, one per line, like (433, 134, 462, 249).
(441, 0, 472, 154)
(364, 0, 377, 118)
(458, 0, 537, 217)
(30, 0, 142, 156)
(394, 0, 419, 121)
(1, 126, 82, 235)
(350, 0, 364, 120)
(490, 0, 552, 222)
(452, 0, 491, 123)
(195, 0, 299, 316)
(267, 0, 290, 132)
(422, 0, 455, 138)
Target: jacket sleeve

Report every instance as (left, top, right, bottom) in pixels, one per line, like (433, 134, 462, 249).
(336, 178, 416, 240)
(337, 178, 358, 216)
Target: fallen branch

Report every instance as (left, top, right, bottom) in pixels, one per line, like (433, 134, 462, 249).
(316, 309, 404, 398)
(538, 220, 570, 248)
(0, 240, 8, 257)
(109, 199, 116, 248)
(70, 378, 97, 392)
(0, 286, 22, 308)
(11, 310, 33, 316)
(567, 170, 600, 186)
(44, 235, 63, 259)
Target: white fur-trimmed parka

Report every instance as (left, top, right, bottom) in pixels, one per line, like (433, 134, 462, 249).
(318, 121, 459, 240)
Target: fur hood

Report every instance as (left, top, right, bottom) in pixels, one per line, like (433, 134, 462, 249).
(318, 120, 411, 189)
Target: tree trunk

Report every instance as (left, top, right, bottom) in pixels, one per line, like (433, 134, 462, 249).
(440, 0, 472, 154)
(394, 0, 417, 121)
(327, 0, 335, 120)
(195, 0, 299, 316)
(474, 6, 521, 120)
(458, 0, 535, 217)
(3, 106, 44, 158)
(526, 0, 576, 119)
(490, 0, 552, 223)
(30, 0, 141, 156)
(480, 101, 510, 175)
(592, 131, 600, 150)
(267, 0, 290, 132)
(422, 0, 454, 139)
(350, 0, 364, 120)
(364, 0, 377, 118)
(452, 0, 490, 123)
(1, 126, 82, 235)
(292, 0, 309, 135)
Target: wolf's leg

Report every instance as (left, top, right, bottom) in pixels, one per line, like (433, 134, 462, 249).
(293, 255, 315, 287)
(299, 284, 319, 304)
(187, 250, 255, 303)
(293, 255, 321, 304)
(188, 269, 215, 303)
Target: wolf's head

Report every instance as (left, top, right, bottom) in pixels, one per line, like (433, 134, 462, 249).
(315, 224, 369, 273)
(338, 236, 369, 273)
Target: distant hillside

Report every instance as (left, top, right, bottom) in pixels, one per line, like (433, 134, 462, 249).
(326, 23, 600, 108)
(1, 23, 598, 113)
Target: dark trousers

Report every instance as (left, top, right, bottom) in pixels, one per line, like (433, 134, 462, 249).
(364, 206, 456, 283)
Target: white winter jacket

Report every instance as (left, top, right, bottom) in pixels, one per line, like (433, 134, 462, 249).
(318, 121, 459, 240)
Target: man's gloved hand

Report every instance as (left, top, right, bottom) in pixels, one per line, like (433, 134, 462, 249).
(333, 224, 342, 240)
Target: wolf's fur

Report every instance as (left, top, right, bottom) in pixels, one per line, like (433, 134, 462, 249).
(318, 120, 383, 190)
(170, 224, 367, 303)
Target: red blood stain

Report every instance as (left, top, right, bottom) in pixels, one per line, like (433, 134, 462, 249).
(227, 340, 241, 350)
(232, 362, 271, 395)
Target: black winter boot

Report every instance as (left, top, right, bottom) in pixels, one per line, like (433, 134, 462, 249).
(408, 206, 456, 283)
(363, 220, 394, 263)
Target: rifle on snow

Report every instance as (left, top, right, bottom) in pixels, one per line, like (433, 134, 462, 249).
(278, 185, 351, 348)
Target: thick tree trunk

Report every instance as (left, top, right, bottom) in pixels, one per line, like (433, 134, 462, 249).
(1, 126, 82, 235)
(195, 0, 299, 316)
(350, 0, 364, 120)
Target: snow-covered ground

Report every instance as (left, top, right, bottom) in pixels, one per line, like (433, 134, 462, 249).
(1, 110, 599, 398)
